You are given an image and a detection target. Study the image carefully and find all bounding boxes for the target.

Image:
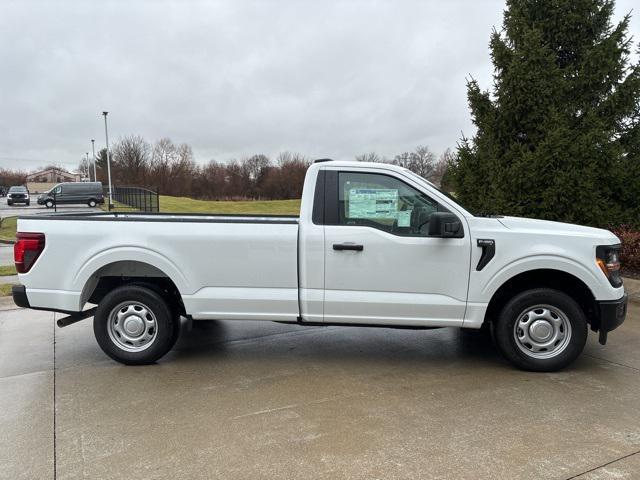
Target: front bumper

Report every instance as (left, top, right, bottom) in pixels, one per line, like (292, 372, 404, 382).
(596, 293, 628, 345)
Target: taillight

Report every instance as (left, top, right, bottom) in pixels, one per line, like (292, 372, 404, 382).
(14, 232, 45, 274)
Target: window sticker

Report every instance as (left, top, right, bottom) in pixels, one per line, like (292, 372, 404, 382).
(397, 210, 412, 227)
(348, 188, 398, 219)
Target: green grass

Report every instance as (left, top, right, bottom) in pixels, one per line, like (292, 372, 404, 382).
(0, 265, 16, 276)
(0, 284, 14, 297)
(105, 196, 301, 215)
(0, 217, 17, 242)
(158, 196, 301, 215)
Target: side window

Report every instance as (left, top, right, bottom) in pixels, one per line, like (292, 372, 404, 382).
(338, 172, 441, 236)
(54, 186, 61, 194)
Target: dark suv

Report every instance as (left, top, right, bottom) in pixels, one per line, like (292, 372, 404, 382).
(7, 186, 30, 206)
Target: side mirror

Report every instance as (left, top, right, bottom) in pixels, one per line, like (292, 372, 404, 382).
(428, 212, 463, 238)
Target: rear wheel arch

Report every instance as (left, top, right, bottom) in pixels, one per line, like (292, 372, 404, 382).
(81, 260, 186, 317)
(484, 269, 598, 329)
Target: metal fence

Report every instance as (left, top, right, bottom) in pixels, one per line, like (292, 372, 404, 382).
(106, 186, 160, 212)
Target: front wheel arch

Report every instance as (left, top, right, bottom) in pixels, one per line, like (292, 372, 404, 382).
(484, 269, 597, 330)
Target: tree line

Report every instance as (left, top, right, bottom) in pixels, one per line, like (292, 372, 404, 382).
(0, 169, 28, 188)
(76, 136, 451, 200)
(4, 138, 451, 201)
(85, 136, 312, 200)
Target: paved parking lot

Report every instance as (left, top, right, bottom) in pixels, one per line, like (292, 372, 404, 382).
(0, 197, 100, 219)
(1, 299, 639, 480)
(0, 245, 13, 265)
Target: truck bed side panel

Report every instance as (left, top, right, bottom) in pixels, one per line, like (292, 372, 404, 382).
(17, 216, 299, 320)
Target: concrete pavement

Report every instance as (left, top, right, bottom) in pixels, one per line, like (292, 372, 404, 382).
(1, 300, 639, 480)
(0, 245, 13, 265)
(0, 196, 100, 220)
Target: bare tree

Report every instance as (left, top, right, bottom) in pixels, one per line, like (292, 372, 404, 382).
(169, 143, 197, 195)
(112, 135, 150, 185)
(408, 145, 437, 179)
(77, 157, 90, 180)
(243, 154, 271, 197)
(149, 138, 178, 193)
(388, 146, 438, 180)
(355, 152, 383, 163)
(0, 168, 27, 187)
(430, 148, 455, 187)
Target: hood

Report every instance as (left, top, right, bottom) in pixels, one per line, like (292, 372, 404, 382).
(497, 216, 619, 242)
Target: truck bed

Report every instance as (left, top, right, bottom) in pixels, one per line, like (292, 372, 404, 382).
(17, 212, 301, 319)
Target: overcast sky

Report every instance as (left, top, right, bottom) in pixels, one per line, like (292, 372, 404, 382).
(0, 0, 638, 172)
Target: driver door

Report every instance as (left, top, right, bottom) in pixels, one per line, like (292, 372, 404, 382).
(322, 169, 471, 326)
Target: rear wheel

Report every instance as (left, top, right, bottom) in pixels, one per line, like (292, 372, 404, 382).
(493, 288, 587, 371)
(88, 199, 97, 207)
(93, 285, 180, 365)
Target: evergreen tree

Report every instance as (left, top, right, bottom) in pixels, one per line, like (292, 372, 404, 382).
(451, 0, 640, 226)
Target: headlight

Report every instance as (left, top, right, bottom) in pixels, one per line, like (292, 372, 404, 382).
(596, 244, 622, 288)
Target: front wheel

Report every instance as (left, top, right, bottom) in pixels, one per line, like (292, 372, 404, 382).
(93, 285, 180, 365)
(45, 200, 54, 208)
(493, 288, 587, 372)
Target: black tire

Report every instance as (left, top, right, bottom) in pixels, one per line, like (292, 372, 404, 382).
(25, 201, 30, 206)
(93, 285, 179, 365)
(45, 200, 54, 208)
(7, 201, 12, 206)
(493, 288, 587, 372)
(88, 199, 97, 208)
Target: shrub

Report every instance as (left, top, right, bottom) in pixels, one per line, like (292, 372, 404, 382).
(611, 225, 640, 275)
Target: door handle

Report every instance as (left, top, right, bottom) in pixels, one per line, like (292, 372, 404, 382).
(333, 243, 364, 251)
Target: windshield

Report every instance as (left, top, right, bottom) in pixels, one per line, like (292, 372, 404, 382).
(402, 169, 476, 216)
(9, 186, 26, 193)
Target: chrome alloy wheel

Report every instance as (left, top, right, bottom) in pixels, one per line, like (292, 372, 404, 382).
(513, 304, 572, 359)
(107, 301, 158, 352)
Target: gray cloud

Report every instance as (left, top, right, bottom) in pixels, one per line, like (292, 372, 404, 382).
(0, 0, 637, 171)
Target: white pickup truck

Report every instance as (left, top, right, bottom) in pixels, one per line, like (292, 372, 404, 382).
(12, 160, 627, 371)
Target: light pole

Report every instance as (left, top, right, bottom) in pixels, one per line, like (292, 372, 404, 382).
(91, 139, 97, 182)
(85, 153, 89, 180)
(102, 112, 113, 208)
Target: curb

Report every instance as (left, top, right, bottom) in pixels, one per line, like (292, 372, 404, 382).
(0, 239, 14, 245)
